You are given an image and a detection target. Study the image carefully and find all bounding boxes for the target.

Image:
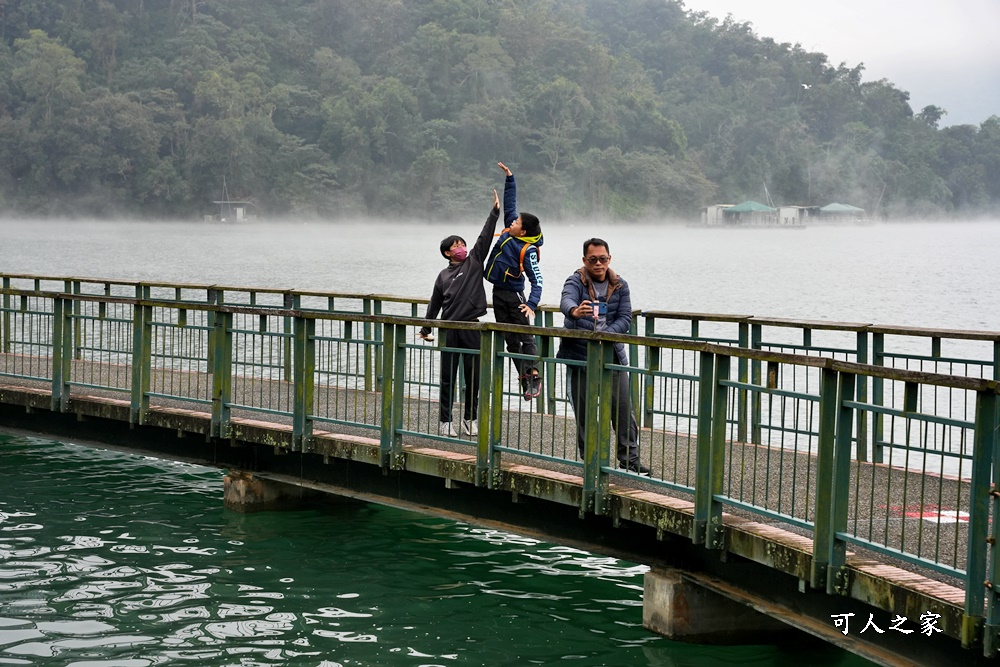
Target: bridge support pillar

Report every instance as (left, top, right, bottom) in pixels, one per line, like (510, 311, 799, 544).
(643, 567, 793, 645)
(223, 471, 318, 513)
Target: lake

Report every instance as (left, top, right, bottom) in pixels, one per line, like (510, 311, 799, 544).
(2, 218, 997, 330)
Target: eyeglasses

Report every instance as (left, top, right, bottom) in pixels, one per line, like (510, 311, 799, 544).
(585, 255, 611, 265)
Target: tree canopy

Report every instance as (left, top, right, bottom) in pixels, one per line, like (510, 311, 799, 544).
(0, 0, 995, 220)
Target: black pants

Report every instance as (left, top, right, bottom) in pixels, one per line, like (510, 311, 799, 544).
(440, 329, 480, 423)
(492, 287, 538, 379)
(567, 365, 640, 465)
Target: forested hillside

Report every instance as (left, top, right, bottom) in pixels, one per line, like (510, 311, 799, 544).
(0, 0, 996, 220)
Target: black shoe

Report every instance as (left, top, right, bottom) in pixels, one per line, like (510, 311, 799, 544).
(621, 461, 651, 476)
(520, 373, 541, 401)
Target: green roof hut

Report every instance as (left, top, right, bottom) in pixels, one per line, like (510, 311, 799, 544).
(722, 200, 778, 226)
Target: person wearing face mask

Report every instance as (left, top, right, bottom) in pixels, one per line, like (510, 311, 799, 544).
(418, 188, 501, 438)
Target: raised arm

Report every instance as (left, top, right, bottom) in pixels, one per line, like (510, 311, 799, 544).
(470, 189, 501, 264)
(499, 161, 518, 226)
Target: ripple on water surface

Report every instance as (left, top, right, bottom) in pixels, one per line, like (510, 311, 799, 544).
(0, 433, 875, 666)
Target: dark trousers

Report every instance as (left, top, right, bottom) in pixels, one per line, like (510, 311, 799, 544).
(440, 329, 480, 423)
(567, 365, 640, 465)
(492, 287, 538, 379)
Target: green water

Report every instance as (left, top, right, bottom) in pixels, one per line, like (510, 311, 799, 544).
(0, 433, 874, 666)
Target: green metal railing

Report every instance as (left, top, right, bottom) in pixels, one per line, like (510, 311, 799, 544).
(643, 311, 1000, 476)
(2, 274, 1000, 655)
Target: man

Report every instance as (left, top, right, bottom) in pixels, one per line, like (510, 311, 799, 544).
(556, 238, 649, 474)
(419, 189, 501, 437)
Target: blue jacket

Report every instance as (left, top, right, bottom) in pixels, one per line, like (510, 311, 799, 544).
(484, 173, 544, 310)
(555, 267, 632, 364)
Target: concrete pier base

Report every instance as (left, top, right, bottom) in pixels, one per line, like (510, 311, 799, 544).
(643, 567, 794, 645)
(223, 471, 318, 513)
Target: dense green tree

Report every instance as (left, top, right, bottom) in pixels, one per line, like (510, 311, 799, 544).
(11, 30, 86, 123)
(0, 0, 994, 219)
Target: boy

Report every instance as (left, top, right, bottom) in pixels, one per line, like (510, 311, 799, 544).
(484, 161, 543, 400)
(419, 189, 501, 437)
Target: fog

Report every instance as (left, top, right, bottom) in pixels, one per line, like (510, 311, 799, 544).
(2, 217, 998, 334)
(681, 0, 1000, 127)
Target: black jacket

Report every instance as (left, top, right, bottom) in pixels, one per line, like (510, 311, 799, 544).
(420, 205, 500, 335)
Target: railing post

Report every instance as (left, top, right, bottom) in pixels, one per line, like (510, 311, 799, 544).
(532, 309, 545, 410)
(129, 286, 146, 425)
(643, 345, 660, 430)
(692, 350, 716, 544)
(282, 292, 293, 382)
(594, 342, 615, 516)
(72, 280, 82, 360)
(475, 329, 493, 487)
(210, 310, 232, 438)
(855, 331, 869, 462)
(737, 321, 749, 442)
(968, 388, 997, 652)
(872, 331, 885, 463)
(580, 339, 605, 516)
(374, 300, 384, 392)
(206, 288, 220, 368)
(826, 371, 857, 596)
(993, 341, 1000, 384)
(51, 297, 71, 412)
(811, 367, 840, 589)
(542, 310, 556, 415)
(362, 298, 373, 392)
(750, 323, 762, 445)
(292, 315, 315, 452)
(629, 313, 641, 418)
(488, 331, 506, 489)
(378, 322, 397, 468)
(1, 276, 10, 354)
(705, 354, 730, 549)
(386, 324, 407, 469)
(643, 316, 657, 429)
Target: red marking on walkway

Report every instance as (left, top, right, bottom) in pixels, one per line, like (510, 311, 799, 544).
(883, 504, 969, 524)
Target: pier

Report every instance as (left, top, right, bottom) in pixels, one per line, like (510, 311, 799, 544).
(1, 272, 999, 666)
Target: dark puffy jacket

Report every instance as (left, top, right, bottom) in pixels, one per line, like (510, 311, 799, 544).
(420, 205, 500, 335)
(555, 267, 632, 364)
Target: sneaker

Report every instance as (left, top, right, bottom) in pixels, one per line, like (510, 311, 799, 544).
(440, 421, 459, 437)
(621, 461, 651, 476)
(521, 373, 542, 401)
(462, 419, 478, 437)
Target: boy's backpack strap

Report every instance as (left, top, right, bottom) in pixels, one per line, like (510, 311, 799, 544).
(518, 243, 538, 275)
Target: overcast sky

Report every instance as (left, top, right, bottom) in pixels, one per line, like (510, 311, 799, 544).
(680, 0, 1000, 127)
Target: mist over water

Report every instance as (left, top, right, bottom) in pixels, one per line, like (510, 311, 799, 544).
(1, 218, 997, 331)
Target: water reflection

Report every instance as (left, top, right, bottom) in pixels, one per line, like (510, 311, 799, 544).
(0, 434, 875, 666)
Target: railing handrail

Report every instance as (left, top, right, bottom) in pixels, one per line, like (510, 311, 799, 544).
(3, 283, 999, 393)
(5, 272, 999, 342)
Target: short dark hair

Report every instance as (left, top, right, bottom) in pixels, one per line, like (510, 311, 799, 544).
(439, 235, 464, 258)
(520, 212, 540, 237)
(583, 238, 609, 255)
